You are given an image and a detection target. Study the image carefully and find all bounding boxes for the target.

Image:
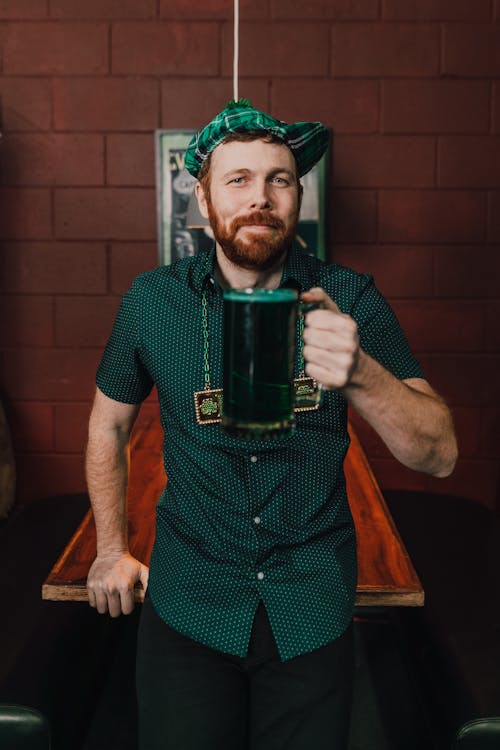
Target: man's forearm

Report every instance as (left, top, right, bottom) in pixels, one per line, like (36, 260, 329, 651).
(86, 425, 130, 556)
(343, 351, 457, 477)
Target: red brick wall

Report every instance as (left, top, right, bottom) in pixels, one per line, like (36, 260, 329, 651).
(0, 0, 499, 510)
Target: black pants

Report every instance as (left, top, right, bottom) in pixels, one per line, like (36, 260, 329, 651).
(136, 597, 354, 750)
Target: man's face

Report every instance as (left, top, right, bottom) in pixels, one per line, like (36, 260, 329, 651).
(195, 139, 302, 271)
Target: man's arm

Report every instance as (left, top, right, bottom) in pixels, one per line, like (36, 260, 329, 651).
(301, 288, 458, 478)
(86, 387, 149, 617)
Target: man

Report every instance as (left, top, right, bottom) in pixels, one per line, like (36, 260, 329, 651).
(86, 100, 457, 750)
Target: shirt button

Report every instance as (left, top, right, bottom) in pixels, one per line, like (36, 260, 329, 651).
(257, 571, 264, 581)
(253, 516, 261, 524)
(250, 455, 258, 463)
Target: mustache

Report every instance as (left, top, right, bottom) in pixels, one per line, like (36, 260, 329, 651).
(231, 211, 285, 231)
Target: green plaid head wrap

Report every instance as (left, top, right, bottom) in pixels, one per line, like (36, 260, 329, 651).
(185, 99, 330, 179)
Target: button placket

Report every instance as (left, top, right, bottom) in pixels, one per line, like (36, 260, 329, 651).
(248, 453, 265, 579)
(249, 455, 261, 528)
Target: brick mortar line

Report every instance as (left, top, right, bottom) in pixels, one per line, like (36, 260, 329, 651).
(2, 239, 492, 247)
(105, 242, 112, 295)
(9, 399, 93, 404)
(51, 293, 56, 350)
(2, 186, 154, 191)
(50, 186, 55, 238)
(371, 456, 497, 463)
(434, 135, 440, 187)
(0, 237, 495, 249)
(157, 73, 162, 128)
(0, 344, 107, 349)
(0, 131, 157, 135)
(489, 80, 495, 132)
(3, 132, 159, 137)
(50, 399, 56, 451)
(377, 79, 382, 132)
(327, 19, 333, 77)
(1, 185, 156, 189)
(0, 238, 110, 243)
(1, 18, 496, 24)
(15, 450, 85, 457)
(4, 73, 497, 81)
(340, 186, 494, 191)
(6, 74, 490, 80)
(49, 76, 55, 131)
(388, 300, 489, 306)
(418, 352, 500, 359)
(3, 132, 494, 139)
(439, 23, 444, 75)
(107, 21, 112, 75)
(218, 20, 224, 79)
(103, 134, 108, 187)
(1, 293, 133, 300)
(486, 192, 492, 241)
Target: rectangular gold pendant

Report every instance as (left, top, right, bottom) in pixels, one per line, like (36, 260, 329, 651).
(194, 389, 223, 425)
(194, 379, 321, 426)
(293, 377, 322, 412)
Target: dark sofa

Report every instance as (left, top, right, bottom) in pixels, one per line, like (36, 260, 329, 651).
(2, 489, 498, 749)
(0, 494, 125, 750)
(384, 490, 500, 749)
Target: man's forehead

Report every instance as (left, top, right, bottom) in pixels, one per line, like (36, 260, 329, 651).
(210, 138, 297, 176)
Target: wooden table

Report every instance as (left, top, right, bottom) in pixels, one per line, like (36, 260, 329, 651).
(42, 414, 423, 607)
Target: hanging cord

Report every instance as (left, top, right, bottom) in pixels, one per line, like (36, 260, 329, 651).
(233, 0, 239, 101)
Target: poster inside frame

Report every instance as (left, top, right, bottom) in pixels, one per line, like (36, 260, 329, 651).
(156, 129, 329, 266)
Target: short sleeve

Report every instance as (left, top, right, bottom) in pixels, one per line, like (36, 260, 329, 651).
(352, 277, 424, 381)
(96, 283, 153, 404)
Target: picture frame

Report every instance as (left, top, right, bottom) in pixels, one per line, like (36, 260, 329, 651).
(155, 129, 329, 266)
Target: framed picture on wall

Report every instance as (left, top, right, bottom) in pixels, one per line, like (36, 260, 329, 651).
(155, 129, 329, 266)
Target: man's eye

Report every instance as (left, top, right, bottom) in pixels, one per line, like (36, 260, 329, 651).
(273, 177, 289, 185)
(230, 176, 245, 184)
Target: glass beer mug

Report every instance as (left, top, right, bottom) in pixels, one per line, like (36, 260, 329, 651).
(221, 287, 323, 440)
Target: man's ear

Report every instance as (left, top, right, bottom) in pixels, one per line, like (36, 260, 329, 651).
(298, 182, 303, 213)
(195, 181, 210, 219)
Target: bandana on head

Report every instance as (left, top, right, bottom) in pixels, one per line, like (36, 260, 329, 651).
(184, 99, 330, 179)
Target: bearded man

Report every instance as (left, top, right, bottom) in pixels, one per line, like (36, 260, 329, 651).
(86, 100, 457, 750)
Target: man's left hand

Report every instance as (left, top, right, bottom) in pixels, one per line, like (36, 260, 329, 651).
(301, 287, 361, 391)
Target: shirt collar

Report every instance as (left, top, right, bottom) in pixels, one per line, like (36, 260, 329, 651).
(279, 243, 322, 293)
(189, 244, 218, 295)
(189, 243, 323, 296)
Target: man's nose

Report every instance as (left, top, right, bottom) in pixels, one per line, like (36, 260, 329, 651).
(249, 180, 272, 209)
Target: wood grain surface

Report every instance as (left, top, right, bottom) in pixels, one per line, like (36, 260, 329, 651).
(42, 414, 423, 607)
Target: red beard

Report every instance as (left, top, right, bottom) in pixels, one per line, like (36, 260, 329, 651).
(206, 203, 298, 272)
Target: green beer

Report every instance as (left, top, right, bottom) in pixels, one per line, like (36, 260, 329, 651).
(222, 288, 297, 440)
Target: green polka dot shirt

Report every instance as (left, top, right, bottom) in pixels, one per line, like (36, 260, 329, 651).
(96, 245, 423, 661)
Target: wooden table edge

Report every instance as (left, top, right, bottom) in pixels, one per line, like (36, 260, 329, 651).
(41, 418, 424, 608)
(42, 582, 424, 608)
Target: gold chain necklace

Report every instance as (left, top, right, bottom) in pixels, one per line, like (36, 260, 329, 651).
(194, 290, 320, 425)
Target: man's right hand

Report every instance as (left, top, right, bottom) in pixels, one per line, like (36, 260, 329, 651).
(87, 551, 149, 617)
